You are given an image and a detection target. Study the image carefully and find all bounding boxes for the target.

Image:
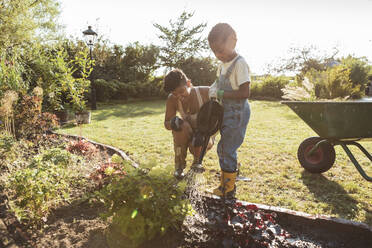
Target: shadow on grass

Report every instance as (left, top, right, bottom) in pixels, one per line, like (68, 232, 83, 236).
(60, 122, 77, 129)
(282, 113, 302, 121)
(300, 171, 359, 219)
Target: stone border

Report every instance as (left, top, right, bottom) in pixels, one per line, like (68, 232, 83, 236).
(225, 195, 372, 232)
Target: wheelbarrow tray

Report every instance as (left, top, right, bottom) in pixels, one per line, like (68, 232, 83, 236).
(281, 101, 372, 141)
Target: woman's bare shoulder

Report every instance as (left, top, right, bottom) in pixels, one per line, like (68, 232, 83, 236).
(197, 86, 210, 96)
(196, 86, 210, 92)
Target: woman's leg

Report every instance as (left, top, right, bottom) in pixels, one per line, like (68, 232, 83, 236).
(172, 120, 193, 177)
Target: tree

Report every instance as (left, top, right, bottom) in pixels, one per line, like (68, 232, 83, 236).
(341, 55, 371, 89)
(0, 0, 61, 51)
(0, 0, 61, 98)
(91, 41, 124, 82)
(153, 10, 208, 69)
(179, 56, 217, 86)
(83, 40, 159, 83)
(272, 45, 339, 74)
(119, 42, 159, 83)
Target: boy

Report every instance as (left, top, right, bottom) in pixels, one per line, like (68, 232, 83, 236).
(208, 23, 251, 197)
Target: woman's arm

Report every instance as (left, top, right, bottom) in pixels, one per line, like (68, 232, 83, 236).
(164, 97, 177, 130)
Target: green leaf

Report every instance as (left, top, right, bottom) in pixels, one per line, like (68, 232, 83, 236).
(131, 209, 138, 219)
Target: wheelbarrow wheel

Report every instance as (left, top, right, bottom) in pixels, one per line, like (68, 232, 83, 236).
(297, 137, 335, 173)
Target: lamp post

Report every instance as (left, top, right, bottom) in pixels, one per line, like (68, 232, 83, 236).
(82, 26, 98, 110)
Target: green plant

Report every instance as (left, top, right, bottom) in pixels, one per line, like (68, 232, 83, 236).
(0, 53, 27, 98)
(48, 48, 76, 112)
(70, 51, 93, 112)
(95, 164, 192, 247)
(45, 47, 93, 113)
(0, 131, 16, 169)
(7, 148, 81, 224)
(0, 131, 15, 153)
(90, 162, 126, 188)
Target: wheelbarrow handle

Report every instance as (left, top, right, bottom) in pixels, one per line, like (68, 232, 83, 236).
(339, 141, 372, 182)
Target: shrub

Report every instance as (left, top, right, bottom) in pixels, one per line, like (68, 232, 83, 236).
(341, 56, 370, 91)
(93, 75, 168, 102)
(113, 81, 129, 100)
(251, 76, 290, 99)
(94, 79, 118, 102)
(14, 94, 58, 140)
(305, 65, 362, 99)
(95, 164, 192, 248)
(114, 80, 166, 100)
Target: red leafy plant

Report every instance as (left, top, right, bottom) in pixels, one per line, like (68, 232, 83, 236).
(66, 139, 97, 157)
(207, 202, 291, 248)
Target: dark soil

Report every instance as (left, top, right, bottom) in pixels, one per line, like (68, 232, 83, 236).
(28, 201, 108, 248)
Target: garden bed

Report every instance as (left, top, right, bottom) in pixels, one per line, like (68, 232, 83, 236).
(0, 133, 126, 247)
(1, 134, 371, 248)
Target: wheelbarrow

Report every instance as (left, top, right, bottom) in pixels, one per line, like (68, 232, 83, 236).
(281, 101, 372, 182)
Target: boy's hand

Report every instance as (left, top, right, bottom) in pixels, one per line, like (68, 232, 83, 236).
(209, 87, 217, 99)
(170, 116, 184, 131)
(209, 88, 224, 101)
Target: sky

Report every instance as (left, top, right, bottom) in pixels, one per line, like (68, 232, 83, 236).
(59, 0, 372, 74)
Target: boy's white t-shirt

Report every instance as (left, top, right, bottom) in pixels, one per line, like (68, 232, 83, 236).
(210, 54, 251, 91)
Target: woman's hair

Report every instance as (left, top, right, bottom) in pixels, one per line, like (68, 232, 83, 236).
(208, 23, 236, 45)
(163, 68, 189, 93)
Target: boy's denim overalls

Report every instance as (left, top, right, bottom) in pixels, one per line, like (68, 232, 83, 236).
(217, 56, 251, 173)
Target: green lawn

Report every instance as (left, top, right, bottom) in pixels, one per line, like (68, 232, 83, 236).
(58, 100, 372, 225)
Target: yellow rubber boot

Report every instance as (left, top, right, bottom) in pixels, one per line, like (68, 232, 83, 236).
(212, 171, 237, 198)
